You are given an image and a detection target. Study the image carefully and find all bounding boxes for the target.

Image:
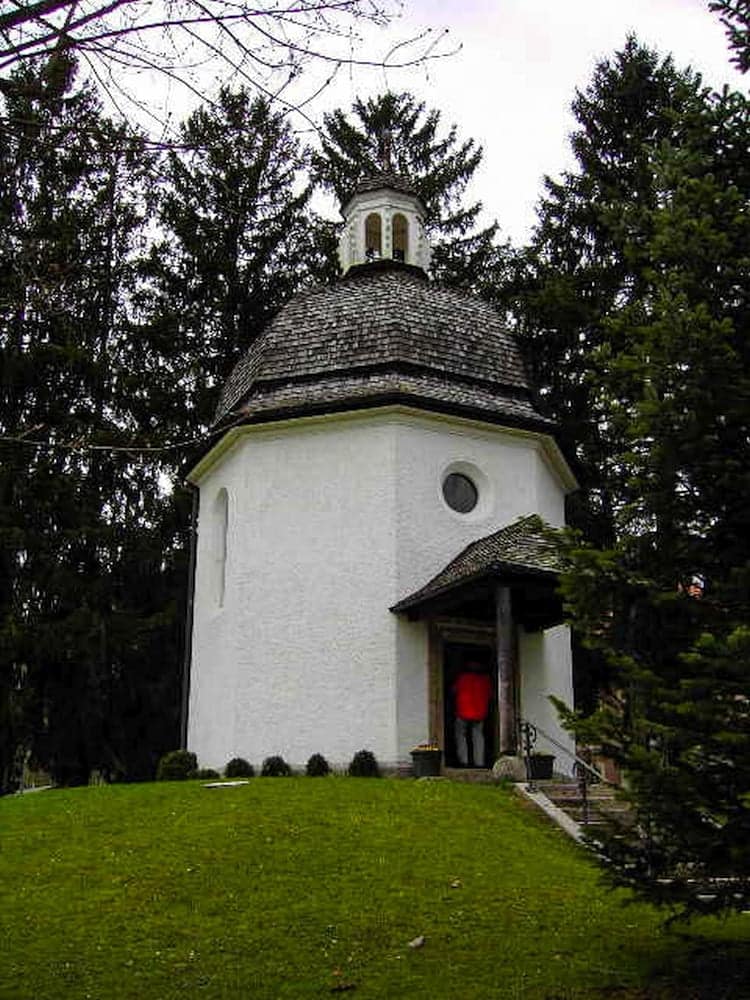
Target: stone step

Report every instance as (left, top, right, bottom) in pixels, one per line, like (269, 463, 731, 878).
(559, 803, 629, 822)
(542, 795, 620, 810)
(550, 795, 635, 831)
(527, 776, 633, 833)
(546, 790, 613, 804)
(544, 788, 619, 803)
(536, 779, 610, 793)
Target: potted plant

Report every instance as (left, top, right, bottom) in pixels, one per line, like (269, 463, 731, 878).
(410, 742, 442, 777)
(527, 753, 555, 780)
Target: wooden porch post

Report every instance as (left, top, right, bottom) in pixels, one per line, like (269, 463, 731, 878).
(495, 584, 517, 754)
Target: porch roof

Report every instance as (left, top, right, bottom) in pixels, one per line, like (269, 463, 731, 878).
(390, 515, 565, 628)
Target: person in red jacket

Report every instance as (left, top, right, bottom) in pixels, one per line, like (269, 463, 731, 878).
(453, 662, 492, 767)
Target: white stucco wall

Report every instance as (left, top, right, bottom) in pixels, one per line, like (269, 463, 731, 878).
(187, 407, 575, 772)
(392, 414, 566, 596)
(188, 414, 399, 770)
(519, 626, 576, 774)
(388, 413, 572, 762)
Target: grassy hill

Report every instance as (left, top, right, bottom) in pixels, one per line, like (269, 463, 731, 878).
(1, 778, 747, 999)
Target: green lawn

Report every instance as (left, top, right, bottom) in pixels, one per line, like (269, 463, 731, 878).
(1, 778, 747, 999)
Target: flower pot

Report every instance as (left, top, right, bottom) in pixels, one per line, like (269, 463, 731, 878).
(528, 753, 555, 780)
(410, 748, 442, 777)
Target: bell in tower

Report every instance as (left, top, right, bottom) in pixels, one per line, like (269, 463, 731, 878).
(336, 143, 432, 274)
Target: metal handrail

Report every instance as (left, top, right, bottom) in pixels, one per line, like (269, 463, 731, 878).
(518, 718, 610, 785)
(518, 720, 624, 829)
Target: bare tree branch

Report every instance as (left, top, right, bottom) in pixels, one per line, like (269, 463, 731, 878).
(0, 1, 456, 130)
(0, 1, 80, 35)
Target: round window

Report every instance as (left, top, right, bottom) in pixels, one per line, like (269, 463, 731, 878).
(442, 472, 478, 514)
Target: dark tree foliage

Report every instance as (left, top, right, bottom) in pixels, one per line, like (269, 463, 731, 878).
(311, 91, 511, 293)
(548, 51, 750, 916)
(144, 87, 325, 433)
(513, 38, 708, 541)
(709, 0, 750, 72)
(510, 39, 709, 709)
(0, 59, 183, 790)
(0, 78, 338, 793)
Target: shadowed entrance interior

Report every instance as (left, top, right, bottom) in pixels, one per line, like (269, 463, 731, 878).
(443, 641, 497, 768)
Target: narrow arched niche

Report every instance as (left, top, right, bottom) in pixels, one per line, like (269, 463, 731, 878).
(213, 488, 229, 608)
(365, 213, 382, 259)
(392, 213, 408, 262)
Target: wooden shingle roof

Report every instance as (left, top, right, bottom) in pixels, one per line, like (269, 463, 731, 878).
(350, 170, 418, 199)
(390, 515, 563, 615)
(214, 262, 551, 431)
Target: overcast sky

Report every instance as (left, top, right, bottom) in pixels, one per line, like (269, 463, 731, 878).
(305, 0, 745, 244)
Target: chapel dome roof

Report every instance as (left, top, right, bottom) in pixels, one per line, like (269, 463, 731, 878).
(213, 260, 551, 433)
(348, 170, 419, 201)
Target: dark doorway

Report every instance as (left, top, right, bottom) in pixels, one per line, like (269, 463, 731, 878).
(442, 641, 496, 768)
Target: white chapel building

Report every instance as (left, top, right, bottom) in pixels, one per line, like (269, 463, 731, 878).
(184, 171, 577, 773)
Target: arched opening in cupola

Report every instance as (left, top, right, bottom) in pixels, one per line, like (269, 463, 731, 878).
(365, 212, 382, 259)
(392, 213, 408, 262)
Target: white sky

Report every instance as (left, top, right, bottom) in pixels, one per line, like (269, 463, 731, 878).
(304, 0, 745, 243)
(97, 1, 745, 245)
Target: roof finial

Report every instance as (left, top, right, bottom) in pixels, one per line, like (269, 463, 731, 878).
(379, 128, 393, 172)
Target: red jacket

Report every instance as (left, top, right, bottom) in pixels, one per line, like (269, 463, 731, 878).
(454, 671, 492, 721)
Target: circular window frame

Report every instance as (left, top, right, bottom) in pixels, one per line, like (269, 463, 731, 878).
(439, 460, 493, 522)
(442, 472, 478, 513)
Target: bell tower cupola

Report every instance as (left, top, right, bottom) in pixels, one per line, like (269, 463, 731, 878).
(337, 168, 432, 276)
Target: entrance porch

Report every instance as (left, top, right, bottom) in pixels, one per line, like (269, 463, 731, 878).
(391, 515, 572, 772)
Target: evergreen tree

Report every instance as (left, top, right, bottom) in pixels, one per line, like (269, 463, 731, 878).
(514, 38, 708, 544)
(509, 39, 709, 709)
(709, 0, 750, 72)
(0, 59, 182, 789)
(554, 74, 750, 916)
(144, 88, 323, 433)
(311, 91, 509, 292)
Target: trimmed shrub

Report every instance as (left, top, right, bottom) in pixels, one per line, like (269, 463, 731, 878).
(225, 757, 255, 779)
(306, 753, 330, 777)
(156, 750, 197, 782)
(348, 749, 380, 778)
(261, 755, 292, 777)
(192, 768, 220, 780)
